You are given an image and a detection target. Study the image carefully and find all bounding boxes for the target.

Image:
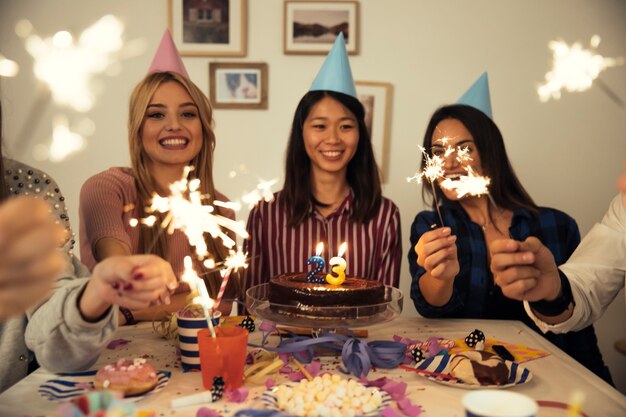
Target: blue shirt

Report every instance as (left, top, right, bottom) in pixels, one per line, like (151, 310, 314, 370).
(408, 201, 612, 383)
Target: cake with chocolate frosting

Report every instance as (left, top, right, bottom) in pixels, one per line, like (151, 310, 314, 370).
(268, 273, 385, 318)
(449, 351, 510, 386)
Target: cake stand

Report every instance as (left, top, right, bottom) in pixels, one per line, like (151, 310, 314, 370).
(245, 283, 403, 330)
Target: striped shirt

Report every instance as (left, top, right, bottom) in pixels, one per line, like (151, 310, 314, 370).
(244, 190, 402, 290)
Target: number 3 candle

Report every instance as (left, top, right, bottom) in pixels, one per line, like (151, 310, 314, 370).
(326, 242, 347, 285)
(306, 242, 325, 283)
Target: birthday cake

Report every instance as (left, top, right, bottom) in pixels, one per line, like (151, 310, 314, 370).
(268, 273, 385, 318)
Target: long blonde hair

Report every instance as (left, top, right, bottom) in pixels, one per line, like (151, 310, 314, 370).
(128, 71, 241, 300)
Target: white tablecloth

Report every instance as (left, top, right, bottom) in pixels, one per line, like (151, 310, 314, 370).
(0, 317, 624, 417)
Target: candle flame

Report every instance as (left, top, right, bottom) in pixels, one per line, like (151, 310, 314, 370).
(337, 242, 347, 257)
(315, 242, 324, 256)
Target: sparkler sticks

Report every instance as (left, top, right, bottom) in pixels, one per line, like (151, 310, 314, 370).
(407, 145, 446, 227)
(408, 142, 493, 228)
(213, 248, 248, 311)
(180, 256, 216, 337)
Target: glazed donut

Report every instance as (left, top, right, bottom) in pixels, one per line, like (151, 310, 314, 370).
(94, 358, 158, 396)
(449, 351, 509, 386)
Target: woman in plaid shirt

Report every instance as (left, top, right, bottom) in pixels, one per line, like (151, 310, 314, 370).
(408, 104, 612, 384)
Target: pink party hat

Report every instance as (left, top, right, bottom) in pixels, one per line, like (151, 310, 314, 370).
(148, 30, 189, 78)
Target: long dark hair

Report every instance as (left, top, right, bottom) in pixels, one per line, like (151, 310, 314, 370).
(421, 104, 537, 214)
(282, 90, 382, 226)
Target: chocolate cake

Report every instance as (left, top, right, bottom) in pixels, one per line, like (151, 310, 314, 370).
(268, 273, 385, 318)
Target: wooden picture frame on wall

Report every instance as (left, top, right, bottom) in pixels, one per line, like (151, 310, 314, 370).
(355, 81, 393, 182)
(209, 62, 268, 109)
(284, 0, 359, 55)
(168, 0, 247, 57)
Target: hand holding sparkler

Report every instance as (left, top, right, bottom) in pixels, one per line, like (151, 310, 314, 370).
(79, 254, 177, 321)
(490, 237, 563, 304)
(414, 227, 460, 282)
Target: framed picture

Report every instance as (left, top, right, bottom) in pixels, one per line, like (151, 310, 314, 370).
(355, 81, 393, 182)
(284, 1, 359, 55)
(209, 62, 268, 109)
(168, 0, 247, 57)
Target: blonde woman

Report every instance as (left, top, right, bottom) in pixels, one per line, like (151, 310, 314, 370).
(80, 58, 239, 323)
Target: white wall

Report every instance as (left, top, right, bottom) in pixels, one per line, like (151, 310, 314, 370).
(1, 0, 625, 392)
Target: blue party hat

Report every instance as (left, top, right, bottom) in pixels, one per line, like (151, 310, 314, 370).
(309, 33, 357, 98)
(457, 72, 492, 119)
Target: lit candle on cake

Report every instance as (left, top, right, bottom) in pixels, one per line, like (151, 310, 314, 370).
(306, 242, 325, 283)
(326, 242, 347, 285)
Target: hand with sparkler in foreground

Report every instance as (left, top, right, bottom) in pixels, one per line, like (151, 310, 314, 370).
(493, 158, 626, 332)
(79, 255, 178, 322)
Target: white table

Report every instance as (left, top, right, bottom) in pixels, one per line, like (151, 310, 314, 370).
(0, 317, 624, 417)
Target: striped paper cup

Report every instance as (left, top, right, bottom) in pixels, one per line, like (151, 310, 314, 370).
(176, 311, 221, 371)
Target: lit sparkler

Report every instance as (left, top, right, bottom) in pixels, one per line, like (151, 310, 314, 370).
(408, 141, 493, 226)
(213, 247, 249, 311)
(0, 55, 19, 77)
(181, 256, 216, 337)
(241, 178, 278, 208)
(407, 145, 447, 227)
(21, 15, 125, 112)
(440, 166, 491, 198)
(131, 166, 249, 259)
(537, 35, 623, 104)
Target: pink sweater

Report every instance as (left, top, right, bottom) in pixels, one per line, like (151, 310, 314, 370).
(79, 167, 234, 280)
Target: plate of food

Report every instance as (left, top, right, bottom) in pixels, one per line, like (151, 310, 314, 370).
(413, 351, 532, 389)
(260, 375, 392, 416)
(38, 358, 170, 401)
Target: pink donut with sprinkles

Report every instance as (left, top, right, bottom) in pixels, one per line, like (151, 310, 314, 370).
(93, 358, 158, 396)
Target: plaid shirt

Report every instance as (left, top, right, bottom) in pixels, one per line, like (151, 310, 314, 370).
(408, 201, 612, 383)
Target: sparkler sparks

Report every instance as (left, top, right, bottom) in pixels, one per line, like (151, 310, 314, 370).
(214, 247, 249, 311)
(181, 256, 216, 336)
(537, 35, 623, 103)
(408, 142, 492, 226)
(241, 178, 278, 208)
(131, 166, 249, 259)
(21, 15, 125, 112)
(440, 166, 491, 198)
(406, 145, 445, 185)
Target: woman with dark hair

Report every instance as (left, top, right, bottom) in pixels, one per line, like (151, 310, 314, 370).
(244, 35, 401, 292)
(408, 103, 612, 383)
